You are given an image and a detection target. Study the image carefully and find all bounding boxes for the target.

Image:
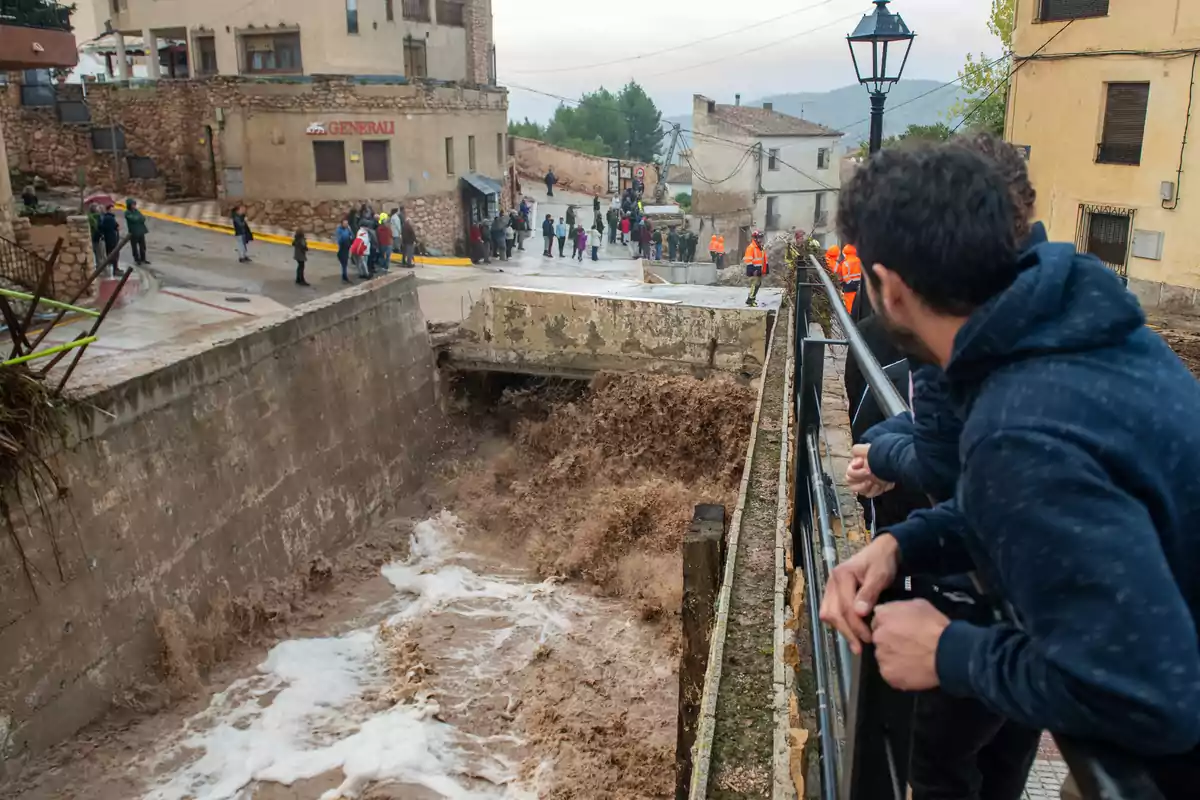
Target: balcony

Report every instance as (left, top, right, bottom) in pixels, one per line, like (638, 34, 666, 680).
(0, 0, 77, 69)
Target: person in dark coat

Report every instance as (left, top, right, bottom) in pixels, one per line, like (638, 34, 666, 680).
(99, 205, 121, 272)
(292, 229, 310, 286)
(545, 169, 557, 197)
(123, 199, 150, 266)
(401, 217, 417, 267)
(823, 142, 1200, 799)
(335, 219, 353, 283)
(231, 205, 253, 263)
(541, 214, 555, 256)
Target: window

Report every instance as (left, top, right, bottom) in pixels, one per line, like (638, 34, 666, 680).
(313, 140, 347, 184)
(497, 133, 504, 165)
(436, 0, 465, 26)
(241, 32, 302, 74)
(403, 37, 427, 78)
(346, 0, 359, 33)
(445, 137, 455, 174)
(194, 36, 218, 76)
(1097, 82, 1149, 165)
(91, 127, 126, 152)
(814, 192, 828, 228)
(386, 0, 394, 22)
(468, 135, 476, 172)
(127, 156, 158, 179)
(1039, 0, 1109, 22)
(765, 196, 779, 229)
(768, 148, 779, 171)
(19, 69, 53, 107)
(363, 140, 390, 182)
(1077, 204, 1133, 275)
(817, 147, 831, 169)
(402, 0, 431, 21)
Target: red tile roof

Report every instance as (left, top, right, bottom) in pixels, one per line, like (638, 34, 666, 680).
(712, 104, 842, 138)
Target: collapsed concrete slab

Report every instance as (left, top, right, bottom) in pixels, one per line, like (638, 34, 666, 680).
(443, 285, 774, 379)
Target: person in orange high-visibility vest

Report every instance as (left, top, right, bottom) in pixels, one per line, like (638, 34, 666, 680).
(744, 229, 767, 306)
(825, 244, 841, 275)
(709, 233, 720, 266)
(839, 243, 862, 313)
(715, 233, 726, 269)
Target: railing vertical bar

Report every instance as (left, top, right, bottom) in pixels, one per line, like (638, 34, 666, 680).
(801, 472, 841, 800)
(805, 429, 853, 703)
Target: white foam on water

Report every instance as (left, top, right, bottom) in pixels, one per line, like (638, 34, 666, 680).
(138, 511, 576, 800)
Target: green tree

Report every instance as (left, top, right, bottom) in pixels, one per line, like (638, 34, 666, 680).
(675, 192, 692, 212)
(617, 81, 664, 163)
(507, 83, 665, 162)
(855, 122, 954, 159)
(508, 117, 545, 139)
(948, 0, 1014, 137)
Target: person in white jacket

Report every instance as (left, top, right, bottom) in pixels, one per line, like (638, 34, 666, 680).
(588, 227, 602, 262)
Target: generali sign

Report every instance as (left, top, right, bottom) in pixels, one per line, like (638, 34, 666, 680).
(306, 121, 396, 136)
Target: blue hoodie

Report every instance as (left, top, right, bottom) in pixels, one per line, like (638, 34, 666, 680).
(893, 240, 1200, 757)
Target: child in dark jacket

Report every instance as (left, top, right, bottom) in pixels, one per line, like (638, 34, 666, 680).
(574, 226, 587, 262)
(292, 229, 310, 286)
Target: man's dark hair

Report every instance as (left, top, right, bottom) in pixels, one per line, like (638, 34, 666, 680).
(837, 144, 1020, 316)
(952, 132, 1037, 242)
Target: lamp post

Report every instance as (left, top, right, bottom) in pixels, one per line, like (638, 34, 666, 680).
(847, 0, 916, 155)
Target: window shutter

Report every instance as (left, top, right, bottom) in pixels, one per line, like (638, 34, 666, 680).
(1099, 83, 1149, 165)
(1041, 0, 1109, 21)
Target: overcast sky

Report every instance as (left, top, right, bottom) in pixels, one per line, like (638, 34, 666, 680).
(496, 0, 1002, 122)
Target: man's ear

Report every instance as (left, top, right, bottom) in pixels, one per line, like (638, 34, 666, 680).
(872, 263, 907, 318)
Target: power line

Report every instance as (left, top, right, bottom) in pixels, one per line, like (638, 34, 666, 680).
(952, 20, 1074, 133)
(506, 0, 842, 75)
(642, 10, 864, 79)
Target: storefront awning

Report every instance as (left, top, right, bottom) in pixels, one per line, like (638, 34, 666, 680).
(461, 173, 502, 197)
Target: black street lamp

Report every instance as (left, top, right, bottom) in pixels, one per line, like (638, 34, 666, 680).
(847, 0, 916, 155)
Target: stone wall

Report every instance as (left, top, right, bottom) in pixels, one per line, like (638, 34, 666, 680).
(0, 275, 447, 759)
(232, 188, 465, 254)
(464, 0, 495, 85)
(511, 136, 660, 199)
(450, 286, 770, 377)
(10, 216, 95, 300)
(1128, 275, 1200, 318)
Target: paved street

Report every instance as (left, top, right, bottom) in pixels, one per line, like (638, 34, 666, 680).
(37, 185, 775, 366)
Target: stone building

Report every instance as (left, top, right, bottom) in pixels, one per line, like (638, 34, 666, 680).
(1, 0, 507, 254)
(690, 94, 843, 249)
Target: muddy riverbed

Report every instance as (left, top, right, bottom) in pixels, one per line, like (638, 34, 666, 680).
(3, 373, 755, 800)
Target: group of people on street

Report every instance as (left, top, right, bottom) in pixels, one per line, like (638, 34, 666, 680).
(85, 199, 148, 274)
(541, 214, 602, 261)
(816, 132, 1200, 799)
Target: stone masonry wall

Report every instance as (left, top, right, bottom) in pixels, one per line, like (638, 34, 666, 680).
(464, 0, 495, 85)
(232, 188, 464, 255)
(0, 275, 446, 761)
(10, 216, 95, 300)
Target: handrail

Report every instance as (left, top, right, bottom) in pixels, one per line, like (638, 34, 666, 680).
(806, 255, 907, 418)
(792, 252, 1168, 800)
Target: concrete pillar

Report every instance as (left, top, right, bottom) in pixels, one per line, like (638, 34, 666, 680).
(115, 32, 129, 81)
(144, 30, 160, 79)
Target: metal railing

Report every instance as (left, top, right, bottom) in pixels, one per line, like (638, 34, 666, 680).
(0, 235, 53, 295)
(402, 0, 431, 21)
(0, 0, 72, 30)
(792, 252, 1168, 800)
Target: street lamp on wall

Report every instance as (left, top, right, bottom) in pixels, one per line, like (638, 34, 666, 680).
(847, 0, 916, 154)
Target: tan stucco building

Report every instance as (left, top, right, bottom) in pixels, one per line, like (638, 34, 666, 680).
(1007, 0, 1200, 302)
(94, 0, 493, 84)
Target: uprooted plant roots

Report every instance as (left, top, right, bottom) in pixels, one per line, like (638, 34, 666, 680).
(0, 364, 71, 599)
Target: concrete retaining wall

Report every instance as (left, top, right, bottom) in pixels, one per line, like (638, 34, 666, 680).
(450, 286, 770, 378)
(0, 275, 445, 761)
(646, 261, 719, 286)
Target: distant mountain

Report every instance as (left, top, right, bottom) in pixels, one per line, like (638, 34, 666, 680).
(663, 79, 967, 161)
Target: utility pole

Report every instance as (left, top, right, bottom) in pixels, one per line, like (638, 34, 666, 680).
(655, 123, 682, 204)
